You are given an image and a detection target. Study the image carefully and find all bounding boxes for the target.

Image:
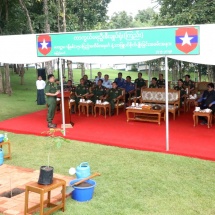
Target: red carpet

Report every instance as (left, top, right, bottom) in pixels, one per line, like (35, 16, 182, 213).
(0, 109, 215, 161)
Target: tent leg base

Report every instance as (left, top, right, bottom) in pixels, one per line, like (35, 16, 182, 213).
(61, 123, 73, 128)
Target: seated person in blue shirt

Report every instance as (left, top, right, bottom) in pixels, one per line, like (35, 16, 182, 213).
(195, 83, 215, 125)
(114, 72, 125, 88)
(122, 76, 135, 105)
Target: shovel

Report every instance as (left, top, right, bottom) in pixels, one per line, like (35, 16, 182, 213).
(65, 172, 101, 195)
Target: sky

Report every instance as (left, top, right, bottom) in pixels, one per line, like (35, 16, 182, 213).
(107, 0, 159, 17)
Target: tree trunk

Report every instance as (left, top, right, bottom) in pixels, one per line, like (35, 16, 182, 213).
(0, 68, 3, 93)
(81, 63, 85, 77)
(19, 64, 25, 85)
(5, 0, 8, 22)
(62, 0, 66, 32)
(19, 0, 34, 33)
(197, 65, 201, 82)
(212, 66, 215, 82)
(43, 0, 50, 33)
(45, 61, 53, 75)
(67, 61, 73, 80)
(4, 63, 12, 95)
(62, 59, 66, 76)
(57, 0, 61, 32)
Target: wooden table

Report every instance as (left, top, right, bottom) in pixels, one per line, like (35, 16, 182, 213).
(193, 110, 212, 128)
(0, 140, 11, 159)
(94, 103, 111, 118)
(126, 107, 165, 125)
(78, 102, 94, 117)
(24, 178, 66, 215)
(186, 98, 196, 111)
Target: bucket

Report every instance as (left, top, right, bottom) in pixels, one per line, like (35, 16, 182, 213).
(0, 148, 4, 165)
(76, 162, 91, 179)
(70, 179, 96, 202)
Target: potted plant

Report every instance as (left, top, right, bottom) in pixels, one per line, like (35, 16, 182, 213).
(38, 128, 64, 185)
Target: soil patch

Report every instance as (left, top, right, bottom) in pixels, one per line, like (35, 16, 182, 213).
(0, 188, 25, 198)
(75, 182, 92, 188)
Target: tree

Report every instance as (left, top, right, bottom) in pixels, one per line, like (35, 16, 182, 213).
(108, 11, 134, 29)
(154, 0, 215, 25)
(135, 8, 156, 25)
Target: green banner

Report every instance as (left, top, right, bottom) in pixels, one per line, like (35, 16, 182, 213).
(37, 26, 200, 57)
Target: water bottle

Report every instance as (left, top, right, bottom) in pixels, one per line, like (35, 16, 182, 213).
(4, 133, 8, 142)
(0, 148, 4, 165)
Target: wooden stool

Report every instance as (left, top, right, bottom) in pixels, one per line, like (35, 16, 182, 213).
(0, 140, 11, 159)
(78, 102, 94, 117)
(94, 103, 111, 118)
(24, 178, 66, 215)
(193, 111, 212, 128)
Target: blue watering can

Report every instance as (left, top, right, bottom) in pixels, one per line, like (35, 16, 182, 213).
(0, 148, 4, 165)
(76, 162, 91, 179)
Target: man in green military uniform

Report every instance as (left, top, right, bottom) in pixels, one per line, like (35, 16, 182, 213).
(174, 79, 187, 106)
(149, 77, 158, 88)
(157, 74, 165, 88)
(135, 72, 146, 96)
(90, 79, 106, 103)
(75, 78, 89, 105)
(105, 82, 122, 115)
(83, 75, 93, 88)
(44, 74, 60, 128)
(183, 74, 195, 92)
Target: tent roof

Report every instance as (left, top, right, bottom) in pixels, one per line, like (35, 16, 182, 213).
(0, 24, 214, 65)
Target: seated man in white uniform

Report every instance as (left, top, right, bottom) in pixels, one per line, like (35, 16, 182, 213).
(95, 71, 103, 85)
(102, 74, 112, 89)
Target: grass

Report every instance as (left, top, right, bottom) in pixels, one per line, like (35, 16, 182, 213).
(1, 132, 215, 215)
(0, 69, 214, 214)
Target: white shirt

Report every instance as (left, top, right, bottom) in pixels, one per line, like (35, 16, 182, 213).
(95, 76, 104, 85)
(103, 79, 112, 89)
(36, 80, 46, 90)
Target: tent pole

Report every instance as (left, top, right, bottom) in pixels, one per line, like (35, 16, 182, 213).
(59, 58, 66, 136)
(165, 56, 169, 151)
(57, 58, 60, 80)
(148, 63, 151, 87)
(90, 64, 92, 80)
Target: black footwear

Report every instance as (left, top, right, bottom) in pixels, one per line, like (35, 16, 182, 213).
(48, 123, 57, 128)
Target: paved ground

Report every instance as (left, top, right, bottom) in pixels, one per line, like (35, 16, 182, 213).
(0, 164, 73, 215)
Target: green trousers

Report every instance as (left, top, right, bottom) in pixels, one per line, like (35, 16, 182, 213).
(47, 99, 56, 123)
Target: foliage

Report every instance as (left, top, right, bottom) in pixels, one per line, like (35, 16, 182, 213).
(108, 11, 135, 29)
(154, 0, 215, 25)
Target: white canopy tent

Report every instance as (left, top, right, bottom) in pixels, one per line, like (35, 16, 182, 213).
(0, 24, 214, 65)
(1, 24, 215, 151)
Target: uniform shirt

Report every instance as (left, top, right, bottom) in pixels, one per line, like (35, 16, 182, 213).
(75, 84, 89, 96)
(183, 80, 195, 89)
(149, 84, 158, 88)
(174, 86, 186, 98)
(122, 82, 135, 93)
(157, 79, 165, 88)
(114, 78, 125, 88)
(95, 77, 104, 85)
(103, 79, 112, 89)
(198, 90, 215, 107)
(36, 80, 46, 90)
(134, 78, 146, 89)
(84, 80, 93, 88)
(107, 88, 122, 100)
(44, 82, 57, 100)
(92, 86, 106, 99)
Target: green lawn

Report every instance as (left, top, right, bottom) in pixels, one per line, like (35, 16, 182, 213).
(0, 69, 214, 215)
(1, 132, 215, 215)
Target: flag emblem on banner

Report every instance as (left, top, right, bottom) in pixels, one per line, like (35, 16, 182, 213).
(37, 35, 51, 55)
(175, 27, 198, 54)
